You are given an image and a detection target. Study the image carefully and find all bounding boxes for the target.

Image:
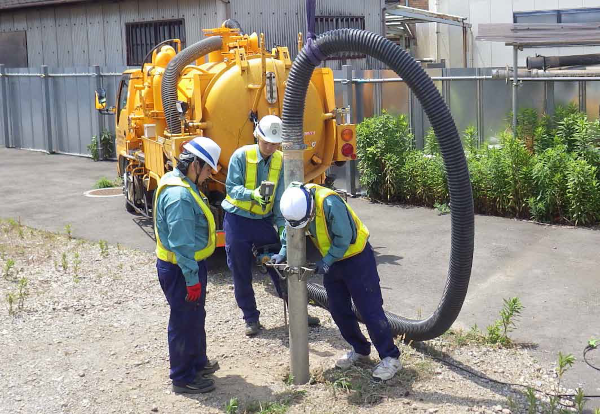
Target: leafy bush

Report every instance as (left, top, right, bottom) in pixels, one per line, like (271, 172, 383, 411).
(356, 112, 413, 201)
(356, 108, 600, 226)
(88, 129, 115, 161)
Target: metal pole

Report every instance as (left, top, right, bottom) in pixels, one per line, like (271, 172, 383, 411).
(462, 25, 468, 68)
(579, 81, 587, 114)
(0, 64, 10, 148)
(41, 65, 54, 154)
(476, 67, 484, 147)
(94, 65, 104, 160)
(512, 46, 518, 136)
(342, 65, 356, 196)
(283, 148, 309, 385)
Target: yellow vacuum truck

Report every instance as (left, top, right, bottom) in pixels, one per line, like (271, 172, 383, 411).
(95, 23, 356, 247)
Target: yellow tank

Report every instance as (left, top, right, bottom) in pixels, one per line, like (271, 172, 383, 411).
(101, 24, 356, 246)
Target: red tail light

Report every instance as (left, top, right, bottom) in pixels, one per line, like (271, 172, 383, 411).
(341, 143, 354, 157)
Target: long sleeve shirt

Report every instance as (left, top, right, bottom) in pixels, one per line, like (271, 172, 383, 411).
(279, 189, 359, 266)
(221, 144, 285, 228)
(155, 169, 210, 286)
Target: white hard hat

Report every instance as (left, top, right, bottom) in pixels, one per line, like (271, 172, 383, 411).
(254, 115, 283, 144)
(280, 183, 314, 228)
(183, 136, 221, 171)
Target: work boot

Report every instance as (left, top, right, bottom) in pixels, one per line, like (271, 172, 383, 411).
(195, 359, 220, 380)
(245, 321, 262, 337)
(307, 314, 321, 327)
(335, 350, 369, 369)
(172, 377, 216, 394)
(372, 357, 402, 381)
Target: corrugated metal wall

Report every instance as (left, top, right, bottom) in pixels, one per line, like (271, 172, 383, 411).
(0, 0, 226, 67)
(0, 0, 384, 69)
(231, 0, 385, 69)
(1, 66, 124, 154)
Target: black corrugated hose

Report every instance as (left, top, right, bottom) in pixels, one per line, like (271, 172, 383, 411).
(282, 29, 474, 342)
(161, 36, 223, 135)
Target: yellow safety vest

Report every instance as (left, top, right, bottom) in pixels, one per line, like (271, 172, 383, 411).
(153, 174, 216, 264)
(225, 145, 283, 215)
(305, 184, 370, 260)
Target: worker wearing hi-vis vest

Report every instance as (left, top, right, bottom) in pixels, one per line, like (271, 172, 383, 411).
(222, 115, 320, 337)
(276, 182, 402, 381)
(154, 137, 221, 394)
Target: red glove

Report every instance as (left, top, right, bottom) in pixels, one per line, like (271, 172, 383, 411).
(185, 283, 202, 302)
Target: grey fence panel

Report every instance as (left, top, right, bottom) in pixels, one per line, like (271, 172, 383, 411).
(30, 68, 46, 151)
(554, 82, 580, 108)
(447, 68, 477, 138)
(518, 81, 545, 114)
(382, 69, 409, 117)
(482, 79, 512, 140)
(79, 67, 96, 156)
(586, 81, 600, 120)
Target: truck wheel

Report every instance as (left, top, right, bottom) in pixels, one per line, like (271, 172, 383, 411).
(124, 170, 136, 214)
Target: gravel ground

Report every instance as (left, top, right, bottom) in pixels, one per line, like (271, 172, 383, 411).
(0, 219, 590, 414)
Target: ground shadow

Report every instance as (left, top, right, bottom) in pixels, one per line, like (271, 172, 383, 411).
(132, 216, 155, 242)
(180, 374, 306, 413)
(317, 364, 418, 407)
(371, 245, 404, 266)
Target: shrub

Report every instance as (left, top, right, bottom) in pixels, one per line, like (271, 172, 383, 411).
(356, 112, 414, 201)
(565, 158, 600, 225)
(401, 151, 448, 207)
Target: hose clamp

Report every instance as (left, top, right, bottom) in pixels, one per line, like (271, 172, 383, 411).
(265, 263, 315, 281)
(304, 38, 326, 66)
(282, 142, 307, 151)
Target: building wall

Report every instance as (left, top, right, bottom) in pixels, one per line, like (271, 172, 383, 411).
(0, 0, 385, 69)
(414, 0, 600, 68)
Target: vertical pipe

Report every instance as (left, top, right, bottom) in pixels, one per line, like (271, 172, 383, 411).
(41, 65, 54, 154)
(0, 64, 10, 148)
(512, 46, 518, 136)
(545, 81, 555, 116)
(579, 81, 587, 114)
(94, 65, 104, 160)
(462, 25, 468, 68)
(283, 149, 309, 385)
(476, 67, 484, 146)
(342, 65, 356, 196)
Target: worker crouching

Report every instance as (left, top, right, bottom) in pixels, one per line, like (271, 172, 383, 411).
(154, 137, 222, 394)
(278, 183, 402, 381)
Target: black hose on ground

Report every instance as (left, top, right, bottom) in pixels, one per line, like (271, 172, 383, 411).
(162, 36, 223, 135)
(282, 28, 474, 342)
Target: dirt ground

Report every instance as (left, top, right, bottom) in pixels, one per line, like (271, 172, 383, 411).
(0, 219, 594, 414)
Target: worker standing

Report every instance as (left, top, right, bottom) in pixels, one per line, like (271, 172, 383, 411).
(222, 115, 320, 336)
(277, 182, 402, 381)
(154, 137, 222, 394)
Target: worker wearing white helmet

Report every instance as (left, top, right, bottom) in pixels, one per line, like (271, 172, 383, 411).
(222, 115, 320, 336)
(154, 136, 222, 394)
(275, 182, 402, 381)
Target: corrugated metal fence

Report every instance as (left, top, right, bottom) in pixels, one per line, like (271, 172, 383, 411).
(0, 64, 125, 156)
(1, 64, 595, 165)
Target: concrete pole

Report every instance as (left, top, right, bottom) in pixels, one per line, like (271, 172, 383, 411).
(512, 46, 519, 136)
(0, 64, 10, 148)
(283, 148, 310, 385)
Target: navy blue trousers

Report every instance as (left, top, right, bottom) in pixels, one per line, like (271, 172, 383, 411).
(156, 259, 208, 386)
(323, 243, 400, 360)
(224, 212, 285, 323)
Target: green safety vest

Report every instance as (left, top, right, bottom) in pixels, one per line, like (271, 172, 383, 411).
(305, 183, 370, 260)
(225, 145, 283, 215)
(153, 175, 216, 264)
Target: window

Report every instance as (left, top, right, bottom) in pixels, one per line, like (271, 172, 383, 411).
(125, 19, 185, 66)
(117, 75, 130, 124)
(514, 8, 600, 24)
(315, 16, 366, 60)
(0, 31, 28, 67)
